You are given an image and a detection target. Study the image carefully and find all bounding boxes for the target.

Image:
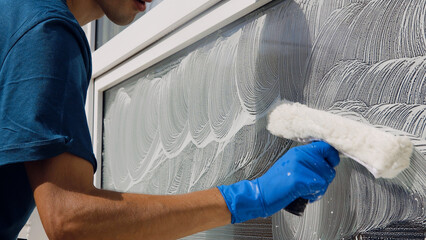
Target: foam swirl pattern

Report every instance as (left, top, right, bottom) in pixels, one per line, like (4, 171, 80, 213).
(103, 0, 425, 238)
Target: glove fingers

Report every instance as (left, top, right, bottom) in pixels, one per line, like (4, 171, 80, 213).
(310, 161, 336, 184)
(299, 172, 329, 202)
(309, 141, 340, 167)
(295, 148, 337, 184)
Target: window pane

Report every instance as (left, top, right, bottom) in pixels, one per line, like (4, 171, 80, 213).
(95, 0, 165, 49)
(102, 0, 426, 239)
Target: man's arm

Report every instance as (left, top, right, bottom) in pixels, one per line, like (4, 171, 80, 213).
(25, 141, 339, 239)
(24, 153, 231, 240)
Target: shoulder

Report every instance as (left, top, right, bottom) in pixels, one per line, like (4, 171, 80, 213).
(2, 0, 80, 39)
(16, 12, 90, 64)
(1, 0, 91, 74)
(24, 16, 91, 60)
(3, 17, 92, 83)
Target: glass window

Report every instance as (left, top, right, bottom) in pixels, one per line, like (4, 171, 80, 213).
(101, 0, 426, 239)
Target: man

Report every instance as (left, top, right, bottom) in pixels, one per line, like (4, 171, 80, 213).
(0, 0, 340, 239)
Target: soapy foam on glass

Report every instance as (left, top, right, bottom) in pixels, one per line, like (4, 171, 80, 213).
(101, 0, 426, 238)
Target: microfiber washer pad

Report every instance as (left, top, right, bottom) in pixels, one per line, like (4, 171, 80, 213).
(267, 102, 413, 179)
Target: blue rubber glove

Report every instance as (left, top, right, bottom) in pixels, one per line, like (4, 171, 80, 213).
(218, 141, 340, 223)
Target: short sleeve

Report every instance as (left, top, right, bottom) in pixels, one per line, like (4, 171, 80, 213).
(0, 18, 97, 171)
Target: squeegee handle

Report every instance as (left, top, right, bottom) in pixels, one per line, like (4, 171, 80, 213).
(284, 197, 309, 216)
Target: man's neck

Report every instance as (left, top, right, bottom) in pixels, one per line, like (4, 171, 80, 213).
(66, 0, 104, 26)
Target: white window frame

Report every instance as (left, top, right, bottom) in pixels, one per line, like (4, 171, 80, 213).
(91, 0, 222, 78)
(89, 0, 274, 187)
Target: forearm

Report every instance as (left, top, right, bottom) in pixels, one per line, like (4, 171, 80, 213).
(52, 187, 230, 240)
(25, 153, 230, 239)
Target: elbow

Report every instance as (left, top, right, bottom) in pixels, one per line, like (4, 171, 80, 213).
(39, 196, 91, 240)
(42, 210, 81, 240)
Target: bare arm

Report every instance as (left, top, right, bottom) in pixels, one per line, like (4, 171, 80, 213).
(24, 153, 231, 240)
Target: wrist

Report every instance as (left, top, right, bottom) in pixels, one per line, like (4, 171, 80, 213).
(217, 179, 267, 224)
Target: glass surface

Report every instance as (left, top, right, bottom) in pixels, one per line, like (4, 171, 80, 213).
(95, 0, 165, 49)
(102, 0, 426, 239)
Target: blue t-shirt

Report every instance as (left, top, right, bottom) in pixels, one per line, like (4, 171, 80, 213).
(0, 0, 97, 238)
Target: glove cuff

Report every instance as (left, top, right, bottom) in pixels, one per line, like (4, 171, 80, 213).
(217, 179, 267, 224)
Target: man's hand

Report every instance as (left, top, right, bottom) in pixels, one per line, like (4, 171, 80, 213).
(218, 141, 340, 223)
(25, 153, 230, 240)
